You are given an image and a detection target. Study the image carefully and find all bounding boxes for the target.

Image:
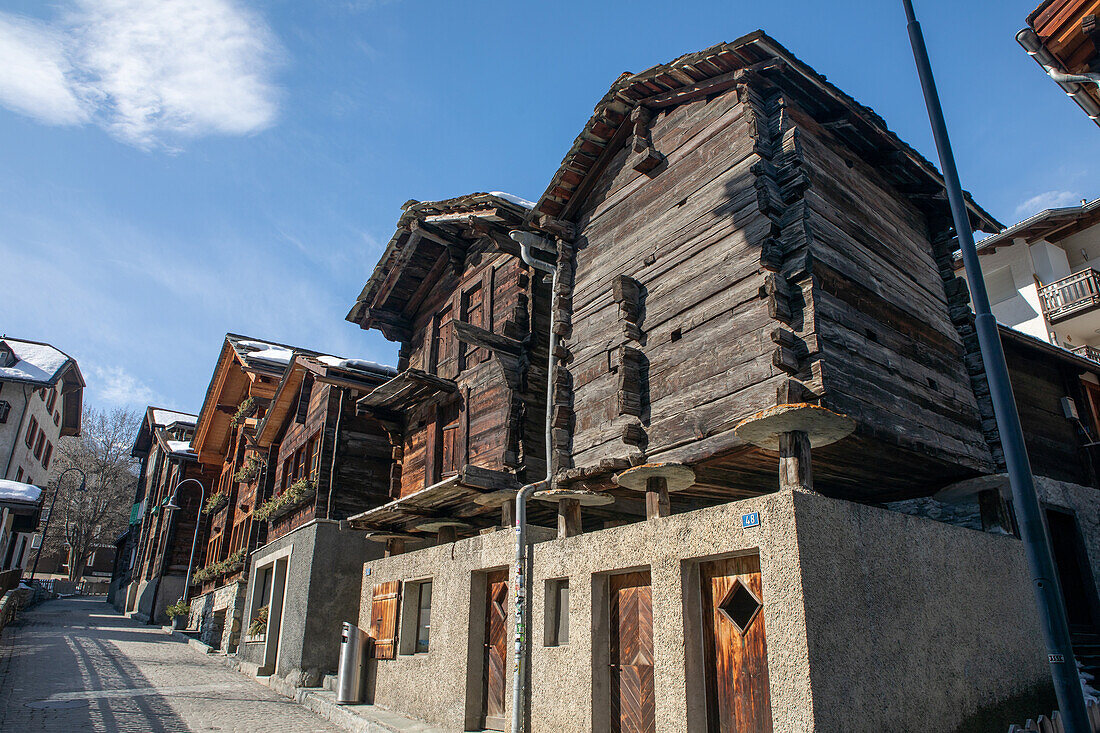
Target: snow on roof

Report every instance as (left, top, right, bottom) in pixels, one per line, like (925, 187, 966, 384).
(0, 339, 71, 385)
(0, 479, 42, 504)
(166, 440, 196, 456)
(317, 355, 397, 375)
(236, 339, 295, 366)
(151, 408, 197, 428)
(489, 191, 535, 209)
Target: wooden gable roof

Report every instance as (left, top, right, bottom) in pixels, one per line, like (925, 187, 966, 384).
(254, 353, 396, 449)
(528, 30, 1001, 234)
(345, 192, 535, 339)
(191, 334, 319, 467)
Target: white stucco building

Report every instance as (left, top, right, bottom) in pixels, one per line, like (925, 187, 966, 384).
(966, 198, 1100, 357)
(0, 337, 84, 571)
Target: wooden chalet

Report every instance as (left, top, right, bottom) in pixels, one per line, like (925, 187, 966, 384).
(187, 335, 314, 648)
(512, 30, 1007, 514)
(125, 407, 214, 623)
(345, 193, 559, 540)
(252, 353, 396, 539)
(234, 352, 401, 679)
(1020, 0, 1100, 126)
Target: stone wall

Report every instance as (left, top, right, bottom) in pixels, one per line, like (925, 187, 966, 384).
(358, 491, 1050, 733)
(187, 579, 246, 652)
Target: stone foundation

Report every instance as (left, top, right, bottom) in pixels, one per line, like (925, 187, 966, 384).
(188, 579, 247, 652)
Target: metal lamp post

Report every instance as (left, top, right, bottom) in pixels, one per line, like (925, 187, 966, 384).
(28, 467, 86, 584)
(164, 478, 205, 630)
(901, 1, 1090, 729)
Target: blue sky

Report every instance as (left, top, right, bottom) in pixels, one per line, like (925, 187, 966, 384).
(1, 0, 1097, 414)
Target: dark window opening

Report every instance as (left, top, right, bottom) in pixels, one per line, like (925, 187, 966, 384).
(718, 578, 763, 635)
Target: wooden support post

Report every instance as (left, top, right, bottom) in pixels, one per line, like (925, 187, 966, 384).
(558, 498, 582, 539)
(501, 498, 516, 528)
(437, 525, 457, 545)
(644, 476, 670, 519)
(778, 430, 812, 491)
(384, 538, 404, 557)
(978, 489, 1013, 534)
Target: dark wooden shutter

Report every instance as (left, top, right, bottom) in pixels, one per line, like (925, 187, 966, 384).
(369, 580, 401, 659)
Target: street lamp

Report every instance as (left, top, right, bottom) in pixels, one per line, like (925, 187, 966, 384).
(900, 1, 1090, 729)
(28, 467, 86, 584)
(164, 478, 205, 630)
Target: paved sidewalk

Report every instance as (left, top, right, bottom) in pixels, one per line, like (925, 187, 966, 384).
(0, 595, 341, 732)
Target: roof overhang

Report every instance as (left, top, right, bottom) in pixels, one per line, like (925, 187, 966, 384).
(1020, 0, 1100, 127)
(529, 30, 1002, 235)
(345, 193, 536, 337)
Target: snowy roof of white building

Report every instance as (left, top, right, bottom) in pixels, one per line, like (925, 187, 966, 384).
(0, 479, 43, 505)
(0, 338, 80, 387)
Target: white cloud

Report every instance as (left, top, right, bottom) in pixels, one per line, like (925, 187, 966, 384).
(1014, 190, 1083, 220)
(90, 364, 162, 408)
(0, 15, 87, 125)
(0, 0, 280, 149)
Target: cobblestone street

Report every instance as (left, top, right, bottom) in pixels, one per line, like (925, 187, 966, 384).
(0, 596, 341, 732)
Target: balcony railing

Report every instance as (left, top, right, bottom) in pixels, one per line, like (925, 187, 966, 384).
(1071, 344, 1100, 363)
(1038, 268, 1100, 323)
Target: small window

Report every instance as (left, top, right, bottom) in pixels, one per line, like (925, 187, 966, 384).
(15, 467, 23, 481)
(41, 442, 52, 469)
(33, 430, 45, 459)
(0, 400, 9, 423)
(415, 580, 432, 653)
(46, 388, 57, 412)
(545, 578, 569, 646)
(53, 411, 59, 426)
(718, 578, 763, 635)
(25, 416, 38, 448)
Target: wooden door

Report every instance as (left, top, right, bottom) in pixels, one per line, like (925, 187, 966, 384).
(609, 570, 655, 733)
(700, 555, 772, 733)
(482, 569, 509, 731)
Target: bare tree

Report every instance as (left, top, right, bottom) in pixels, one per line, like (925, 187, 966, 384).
(41, 407, 139, 581)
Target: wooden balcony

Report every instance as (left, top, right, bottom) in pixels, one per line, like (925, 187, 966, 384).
(1071, 344, 1100, 363)
(1038, 268, 1100, 323)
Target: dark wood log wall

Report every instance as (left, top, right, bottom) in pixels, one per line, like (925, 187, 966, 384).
(395, 248, 545, 496)
(1004, 339, 1098, 488)
(567, 79, 788, 471)
(563, 71, 995, 498)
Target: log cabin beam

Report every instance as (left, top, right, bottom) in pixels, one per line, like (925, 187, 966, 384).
(558, 498, 582, 538)
(778, 430, 812, 492)
(644, 476, 671, 519)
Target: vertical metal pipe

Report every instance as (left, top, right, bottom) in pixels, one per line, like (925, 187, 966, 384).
(510, 233, 559, 733)
(902, 2, 1089, 728)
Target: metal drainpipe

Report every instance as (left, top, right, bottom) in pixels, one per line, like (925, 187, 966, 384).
(1017, 28, 1100, 119)
(509, 230, 558, 733)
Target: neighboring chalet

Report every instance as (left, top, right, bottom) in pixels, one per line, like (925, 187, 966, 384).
(236, 352, 397, 682)
(186, 335, 309, 651)
(119, 407, 213, 623)
(345, 192, 557, 543)
(0, 337, 83, 484)
(345, 32, 1100, 733)
(1018, 0, 1100, 127)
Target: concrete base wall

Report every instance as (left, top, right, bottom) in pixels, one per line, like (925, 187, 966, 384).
(357, 491, 1049, 733)
(133, 575, 185, 625)
(238, 519, 385, 683)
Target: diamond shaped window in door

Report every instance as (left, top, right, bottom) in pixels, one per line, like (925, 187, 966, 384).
(718, 577, 762, 634)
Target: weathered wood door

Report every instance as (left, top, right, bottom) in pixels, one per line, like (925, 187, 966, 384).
(700, 555, 772, 733)
(609, 570, 655, 733)
(482, 568, 509, 731)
